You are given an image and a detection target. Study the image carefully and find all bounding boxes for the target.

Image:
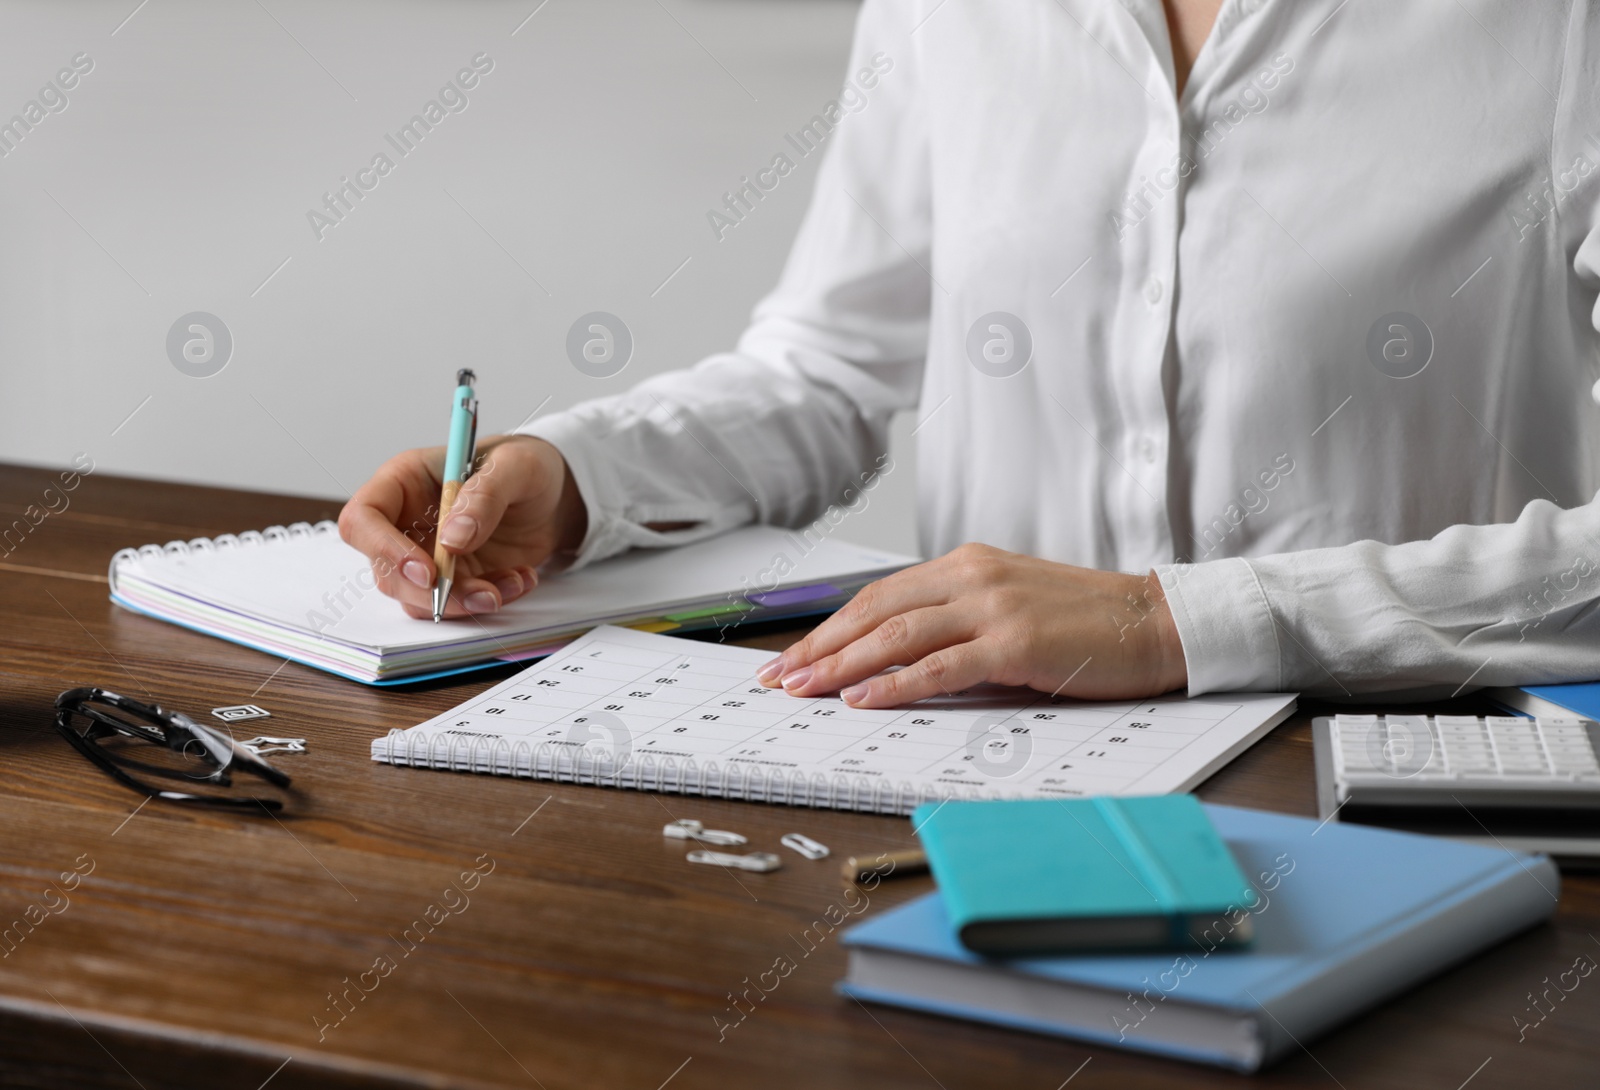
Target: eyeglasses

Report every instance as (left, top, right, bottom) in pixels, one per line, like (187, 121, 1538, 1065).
(54, 687, 293, 812)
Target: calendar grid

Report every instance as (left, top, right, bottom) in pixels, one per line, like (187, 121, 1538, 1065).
(372, 626, 1297, 813)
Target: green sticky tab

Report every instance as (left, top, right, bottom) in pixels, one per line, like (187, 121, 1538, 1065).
(664, 602, 756, 622)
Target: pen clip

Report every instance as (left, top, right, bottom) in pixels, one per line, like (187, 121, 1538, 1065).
(463, 395, 479, 478)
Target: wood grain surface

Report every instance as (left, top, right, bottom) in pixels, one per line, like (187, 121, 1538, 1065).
(0, 464, 1593, 1089)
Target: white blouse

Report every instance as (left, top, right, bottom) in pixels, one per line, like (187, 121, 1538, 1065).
(525, 0, 1600, 699)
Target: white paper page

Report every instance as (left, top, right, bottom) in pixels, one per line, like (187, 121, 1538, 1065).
(372, 626, 1298, 808)
(117, 527, 917, 653)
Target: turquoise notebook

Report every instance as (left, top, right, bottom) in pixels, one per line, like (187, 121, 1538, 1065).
(912, 796, 1255, 955)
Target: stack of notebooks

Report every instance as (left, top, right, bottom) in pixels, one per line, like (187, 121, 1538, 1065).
(840, 801, 1559, 1071)
(109, 522, 915, 684)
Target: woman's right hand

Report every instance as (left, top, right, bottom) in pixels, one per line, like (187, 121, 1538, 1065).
(337, 434, 588, 620)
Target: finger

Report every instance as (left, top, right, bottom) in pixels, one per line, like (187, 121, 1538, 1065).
(397, 568, 536, 621)
(478, 566, 539, 608)
(450, 566, 539, 616)
(782, 606, 971, 697)
(838, 640, 995, 709)
(398, 581, 495, 619)
(339, 487, 437, 596)
(759, 563, 954, 684)
(437, 442, 532, 555)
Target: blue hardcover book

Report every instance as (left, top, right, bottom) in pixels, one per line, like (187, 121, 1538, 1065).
(913, 796, 1256, 954)
(1486, 682, 1600, 721)
(840, 804, 1558, 1072)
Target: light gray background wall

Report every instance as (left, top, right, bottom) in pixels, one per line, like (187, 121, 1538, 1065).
(0, 0, 919, 555)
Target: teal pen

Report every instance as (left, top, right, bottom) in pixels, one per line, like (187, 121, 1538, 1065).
(432, 369, 479, 621)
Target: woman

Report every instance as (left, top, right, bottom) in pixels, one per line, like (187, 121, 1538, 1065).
(340, 0, 1600, 708)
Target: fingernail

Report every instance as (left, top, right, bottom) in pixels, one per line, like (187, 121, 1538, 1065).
(840, 684, 869, 705)
(756, 657, 785, 684)
(402, 559, 431, 588)
(464, 591, 498, 614)
(520, 566, 539, 589)
(781, 666, 813, 691)
(493, 574, 523, 601)
(440, 515, 478, 550)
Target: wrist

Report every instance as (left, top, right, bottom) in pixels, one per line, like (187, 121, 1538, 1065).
(1142, 569, 1188, 695)
(551, 447, 588, 554)
(493, 434, 589, 556)
(522, 436, 588, 555)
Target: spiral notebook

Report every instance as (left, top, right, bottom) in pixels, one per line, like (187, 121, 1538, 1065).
(371, 625, 1298, 813)
(108, 522, 916, 685)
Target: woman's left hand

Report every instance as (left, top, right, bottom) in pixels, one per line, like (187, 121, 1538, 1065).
(756, 543, 1188, 707)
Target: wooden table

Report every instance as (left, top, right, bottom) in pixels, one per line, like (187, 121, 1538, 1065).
(0, 464, 1594, 1090)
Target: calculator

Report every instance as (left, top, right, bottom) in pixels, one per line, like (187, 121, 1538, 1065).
(1312, 714, 1600, 866)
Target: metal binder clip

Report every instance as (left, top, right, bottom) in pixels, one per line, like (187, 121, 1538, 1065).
(663, 819, 747, 846)
(780, 833, 830, 860)
(686, 849, 782, 873)
(239, 736, 308, 756)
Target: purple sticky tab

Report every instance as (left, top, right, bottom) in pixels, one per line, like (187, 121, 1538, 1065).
(747, 582, 842, 608)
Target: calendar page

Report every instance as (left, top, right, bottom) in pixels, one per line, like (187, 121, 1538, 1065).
(372, 626, 1298, 812)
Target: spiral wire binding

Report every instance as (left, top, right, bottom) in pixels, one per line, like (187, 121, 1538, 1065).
(373, 727, 996, 815)
(108, 520, 338, 591)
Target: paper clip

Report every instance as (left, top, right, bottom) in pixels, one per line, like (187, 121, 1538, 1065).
(780, 833, 830, 860)
(687, 850, 781, 873)
(211, 704, 270, 723)
(662, 819, 747, 847)
(239, 736, 308, 756)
